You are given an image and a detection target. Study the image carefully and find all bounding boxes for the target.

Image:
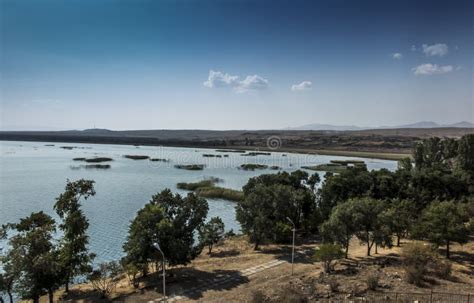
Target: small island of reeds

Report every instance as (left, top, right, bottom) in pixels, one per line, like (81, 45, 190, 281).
(73, 157, 113, 163)
(241, 152, 271, 156)
(203, 154, 222, 158)
(174, 164, 205, 170)
(177, 178, 243, 202)
(124, 155, 150, 160)
(149, 158, 171, 162)
(302, 160, 367, 173)
(240, 164, 268, 170)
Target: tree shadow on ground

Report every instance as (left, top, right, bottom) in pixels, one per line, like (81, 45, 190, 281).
(114, 267, 249, 301)
(61, 289, 109, 302)
(260, 245, 316, 264)
(210, 249, 240, 258)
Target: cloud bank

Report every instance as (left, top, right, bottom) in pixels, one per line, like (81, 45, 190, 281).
(291, 81, 312, 91)
(422, 43, 449, 57)
(204, 70, 269, 92)
(392, 53, 403, 60)
(412, 63, 453, 75)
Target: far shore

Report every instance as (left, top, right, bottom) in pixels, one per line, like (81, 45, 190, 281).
(0, 138, 410, 161)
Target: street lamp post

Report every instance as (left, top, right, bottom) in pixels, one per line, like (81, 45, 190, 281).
(286, 217, 296, 275)
(153, 242, 166, 301)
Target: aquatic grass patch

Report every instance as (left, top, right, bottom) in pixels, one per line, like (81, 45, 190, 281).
(240, 164, 268, 170)
(124, 155, 150, 160)
(174, 164, 205, 170)
(73, 157, 113, 163)
(302, 160, 366, 173)
(177, 178, 243, 202)
(70, 164, 111, 170)
(203, 154, 223, 158)
(241, 152, 271, 156)
(149, 158, 171, 162)
(215, 149, 246, 153)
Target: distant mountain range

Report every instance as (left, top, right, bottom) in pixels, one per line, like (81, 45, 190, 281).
(288, 121, 474, 131)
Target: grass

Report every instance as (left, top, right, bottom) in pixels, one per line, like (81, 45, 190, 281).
(302, 160, 367, 173)
(215, 149, 246, 153)
(240, 164, 268, 170)
(195, 186, 244, 202)
(203, 154, 223, 158)
(242, 152, 271, 156)
(149, 158, 170, 162)
(177, 178, 243, 201)
(124, 155, 150, 160)
(174, 164, 206, 170)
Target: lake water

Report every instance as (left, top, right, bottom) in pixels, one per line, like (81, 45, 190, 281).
(0, 141, 397, 264)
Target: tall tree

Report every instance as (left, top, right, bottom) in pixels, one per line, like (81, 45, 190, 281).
(320, 200, 357, 258)
(123, 189, 208, 275)
(413, 201, 470, 258)
(54, 179, 96, 292)
(198, 217, 225, 255)
(380, 199, 417, 246)
(4, 212, 61, 303)
(351, 198, 388, 256)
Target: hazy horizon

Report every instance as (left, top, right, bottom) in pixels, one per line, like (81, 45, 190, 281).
(1, 0, 473, 130)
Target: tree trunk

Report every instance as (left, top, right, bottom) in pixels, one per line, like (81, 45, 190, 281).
(1, 296, 4, 303)
(446, 240, 450, 259)
(48, 289, 54, 303)
(375, 243, 378, 254)
(254, 240, 259, 250)
(397, 235, 401, 247)
(345, 243, 349, 259)
(366, 230, 371, 256)
(65, 279, 69, 293)
(7, 292, 13, 303)
(208, 244, 213, 255)
(33, 296, 39, 303)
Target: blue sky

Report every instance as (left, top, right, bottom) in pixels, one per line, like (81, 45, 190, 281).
(1, 0, 473, 130)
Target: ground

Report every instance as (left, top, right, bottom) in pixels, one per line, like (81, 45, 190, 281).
(38, 236, 474, 303)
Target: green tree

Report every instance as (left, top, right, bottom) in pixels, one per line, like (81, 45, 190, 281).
(456, 134, 474, 173)
(351, 198, 389, 256)
(320, 201, 357, 258)
(198, 217, 225, 255)
(54, 179, 96, 292)
(123, 189, 208, 275)
(413, 201, 470, 258)
(236, 171, 316, 249)
(4, 212, 61, 303)
(88, 261, 122, 298)
(313, 244, 344, 273)
(381, 199, 416, 246)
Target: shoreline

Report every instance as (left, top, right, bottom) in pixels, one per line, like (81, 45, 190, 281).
(0, 138, 408, 161)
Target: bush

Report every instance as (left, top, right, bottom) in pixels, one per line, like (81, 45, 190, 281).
(328, 278, 340, 293)
(314, 244, 344, 273)
(279, 288, 308, 303)
(366, 273, 379, 290)
(401, 242, 435, 286)
(89, 261, 122, 298)
(274, 222, 293, 244)
(432, 259, 452, 279)
(250, 290, 266, 303)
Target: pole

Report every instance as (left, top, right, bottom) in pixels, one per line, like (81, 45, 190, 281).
(291, 227, 295, 275)
(286, 217, 295, 276)
(162, 255, 166, 301)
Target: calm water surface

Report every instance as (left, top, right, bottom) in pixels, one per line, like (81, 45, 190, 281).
(0, 141, 397, 264)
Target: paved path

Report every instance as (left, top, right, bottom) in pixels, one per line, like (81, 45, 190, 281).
(149, 258, 287, 302)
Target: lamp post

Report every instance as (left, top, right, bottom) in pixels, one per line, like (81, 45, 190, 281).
(153, 242, 166, 301)
(286, 217, 296, 275)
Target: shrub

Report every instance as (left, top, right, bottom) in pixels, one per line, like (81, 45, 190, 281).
(432, 259, 452, 279)
(328, 278, 340, 293)
(250, 290, 266, 303)
(401, 242, 435, 286)
(279, 288, 308, 303)
(124, 155, 149, 160)
(89, 261, 122, 298)
(274, 222, 293, 244)
(366, 273, 379, 290)
(314, 244, 344, 273)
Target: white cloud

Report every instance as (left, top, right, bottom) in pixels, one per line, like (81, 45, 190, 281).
(422, 43, 449, 57)
(291, 81, 312, 91)
(392, 53, 403, 60)
(203, 70, 239, 88)
(204, 70, 269, 92)
(412, 63, 453, 75)
(411, 45, 417, 51)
